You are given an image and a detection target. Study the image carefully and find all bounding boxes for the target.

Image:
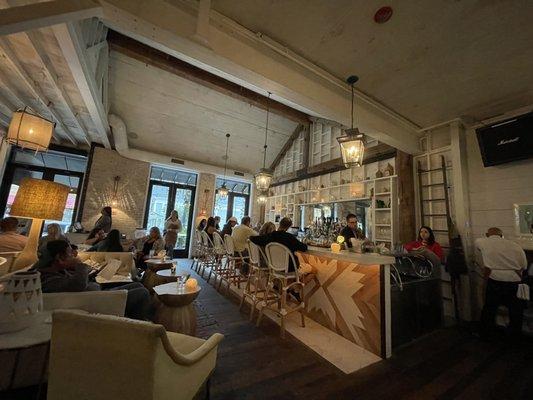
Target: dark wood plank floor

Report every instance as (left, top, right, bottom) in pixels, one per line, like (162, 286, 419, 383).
(192, 262, 533, 400)
(5, 260, 533, 399)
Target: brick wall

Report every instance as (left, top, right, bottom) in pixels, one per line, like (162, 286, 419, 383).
(81, 147, 150, 235)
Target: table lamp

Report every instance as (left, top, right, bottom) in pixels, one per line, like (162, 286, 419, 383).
(10, 178, 69, 270)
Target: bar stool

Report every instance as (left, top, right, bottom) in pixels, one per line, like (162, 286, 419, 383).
(217, 235, 246, 293)
(198, 231, 215, 279)
(206, 232, 227, 286)
(239, 239, 274, 321)
(190, 230, 202, 272)
(256, 242, 305, 338)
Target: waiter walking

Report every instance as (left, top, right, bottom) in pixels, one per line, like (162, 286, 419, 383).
(475, 227, 528, 338)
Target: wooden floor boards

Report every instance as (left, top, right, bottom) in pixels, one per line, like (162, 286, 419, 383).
(4, 260, 533, 399)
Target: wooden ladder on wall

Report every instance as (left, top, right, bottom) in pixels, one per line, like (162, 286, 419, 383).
(417, 155, 461, 321)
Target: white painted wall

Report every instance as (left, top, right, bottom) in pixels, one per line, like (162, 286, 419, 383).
(465, 128, 533, 240)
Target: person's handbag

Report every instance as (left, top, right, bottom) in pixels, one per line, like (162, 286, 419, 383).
(517, 283, 530, 301)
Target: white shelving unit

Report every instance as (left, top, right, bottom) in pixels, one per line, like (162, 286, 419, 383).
(265, 158, 398, 248)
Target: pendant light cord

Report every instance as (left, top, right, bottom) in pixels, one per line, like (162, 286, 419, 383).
(223, 133, 230, 182)
(262, 92, 271, 169)
(351, 84, 354, 129)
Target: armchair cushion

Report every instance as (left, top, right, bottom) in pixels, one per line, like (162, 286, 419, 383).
(43, 290, 127, 316)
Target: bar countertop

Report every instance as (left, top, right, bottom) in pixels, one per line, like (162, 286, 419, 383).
(306, 246, 396, 265)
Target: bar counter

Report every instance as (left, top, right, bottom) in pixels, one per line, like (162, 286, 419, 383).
(296, 247, 393, 358)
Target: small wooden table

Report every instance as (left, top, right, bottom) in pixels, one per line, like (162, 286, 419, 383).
(143, 259, 174, 291)
(153, 283, 201, 335)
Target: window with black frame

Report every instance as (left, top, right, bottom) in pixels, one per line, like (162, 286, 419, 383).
(0, 147, 87, 234)
(213, 178, 250, 223)
(144, 166, 197, 258)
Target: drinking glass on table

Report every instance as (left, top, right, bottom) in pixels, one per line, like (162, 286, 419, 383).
(149, 249, 155, 258)
(170, 261, 177, 275)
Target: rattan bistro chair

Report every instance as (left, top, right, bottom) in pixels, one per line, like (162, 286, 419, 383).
(198, 231, 216, 279)
(256, 242, 305, 338)
(206, 232, 227, 286)
(239, 239, 273, 321)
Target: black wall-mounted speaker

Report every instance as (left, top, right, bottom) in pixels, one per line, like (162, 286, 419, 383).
(476, 112, 533, 167)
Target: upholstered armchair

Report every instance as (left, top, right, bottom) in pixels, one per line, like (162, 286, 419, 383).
(43, 290, 128, 316)
(47, 311, 224, 400)
(78, 251, 138, 282)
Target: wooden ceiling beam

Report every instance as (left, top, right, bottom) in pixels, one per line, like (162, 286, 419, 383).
(269, 123, 306, 171)
(0, 39, 76, 144)
(0, 0, 102, 36)
(271, 142, 397, 187)
(107, 30, 310, 125)
(53, 22, 111, 148)
(24, 30, 91, 146)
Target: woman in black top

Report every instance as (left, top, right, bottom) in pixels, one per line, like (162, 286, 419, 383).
(88, 229, 124, 252)
(94, 206, 112, 233)
(203, 217, 217, 243)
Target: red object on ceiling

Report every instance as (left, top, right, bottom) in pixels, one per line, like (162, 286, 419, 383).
(374, 6, 393, 24)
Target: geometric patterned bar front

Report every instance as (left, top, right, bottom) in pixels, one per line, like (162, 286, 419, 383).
(297, 252, 382, 357)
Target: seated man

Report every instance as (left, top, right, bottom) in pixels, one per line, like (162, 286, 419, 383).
(250, 217, 307, 272)
(0, 216, 28, 252)
(34, 240, 154, 320)
(340, 213, 365, 248)
(232, 216, 258, 255)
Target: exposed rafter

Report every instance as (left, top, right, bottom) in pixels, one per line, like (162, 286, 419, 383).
(53, 22, 111, 148)
(0, 37, 77, 144)
(269, 124, 306, 171)
(107, 30, 310, 125)
(25, 30, 91, 145)
(0, 0, 102, 36)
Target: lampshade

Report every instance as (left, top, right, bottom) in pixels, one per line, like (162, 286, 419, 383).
(7, 109, 54, 152)
(10, 178, 69, 220)
(337, 128, 365, 168)
(254, 169, 273, 192)
(257, 191, 268, 204)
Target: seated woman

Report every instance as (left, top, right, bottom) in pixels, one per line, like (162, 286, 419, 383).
(203, 217, 218, 244)
(404, 226, 444, 264)
(136, 227, 165, 269)
(259, 221, 276, 236)
(85, 228, 106, 246)
(34, 240, 153, 320)
(88, 229, 124, 252)
(38, 223, 69, 257)
(197, 218, 207, 232)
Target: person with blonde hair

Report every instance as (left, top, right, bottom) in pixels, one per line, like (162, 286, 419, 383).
(38, 223, 69, 256)
(164, 210, 182, 255)
(259, 221, 276, 236)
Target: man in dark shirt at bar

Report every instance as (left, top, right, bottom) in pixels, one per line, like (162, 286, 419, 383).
(340, 213, 365, 248)
(250, 217, 307, 271)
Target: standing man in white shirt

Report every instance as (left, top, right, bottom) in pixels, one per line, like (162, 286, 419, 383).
(475, 227, 528, 337)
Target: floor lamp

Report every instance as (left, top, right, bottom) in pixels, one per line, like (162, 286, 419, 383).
(10, 178, 69, 271)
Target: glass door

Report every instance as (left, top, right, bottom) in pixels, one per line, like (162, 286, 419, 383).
(231, 194, 248, 223)
(144, 181, 195, 258)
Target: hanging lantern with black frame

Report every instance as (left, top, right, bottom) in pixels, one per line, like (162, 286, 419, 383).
(217, 133, 231, 198)
(254, 92, 274, 192)
(337, 76, 366, 168)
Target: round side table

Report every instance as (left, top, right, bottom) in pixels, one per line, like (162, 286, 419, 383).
(143, 259, 174, 291)
(0, 311, 51, 396)
(153, 283, 201, 335)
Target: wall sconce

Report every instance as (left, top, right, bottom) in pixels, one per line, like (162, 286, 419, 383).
(111, 176, 120, 207)
(200, 189, 210, 216)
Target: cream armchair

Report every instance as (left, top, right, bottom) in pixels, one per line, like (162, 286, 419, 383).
(47, 311, 224, 400)
(78, 251, 137, 281)
(43, 290, 127, 316)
